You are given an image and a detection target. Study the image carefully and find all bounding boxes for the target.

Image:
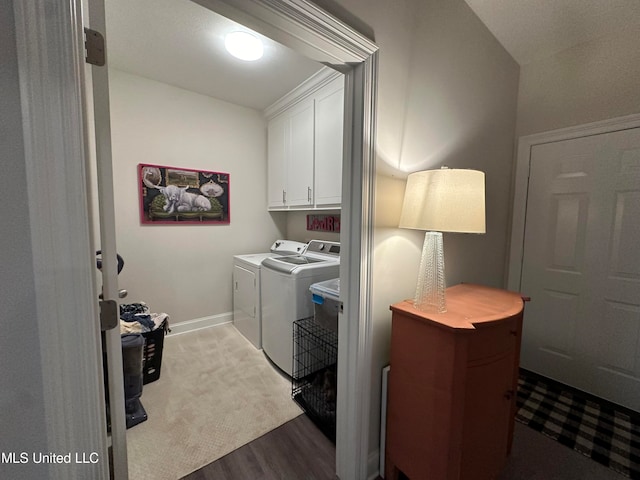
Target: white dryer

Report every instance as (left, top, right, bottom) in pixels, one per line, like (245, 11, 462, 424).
(261, 240, 340, 376)
(233, 240, 306, 349)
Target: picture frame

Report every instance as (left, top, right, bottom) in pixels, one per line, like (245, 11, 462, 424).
(138, 163, 230, 225)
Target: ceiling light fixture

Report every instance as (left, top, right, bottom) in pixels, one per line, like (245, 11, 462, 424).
(224, 31, 264, 61)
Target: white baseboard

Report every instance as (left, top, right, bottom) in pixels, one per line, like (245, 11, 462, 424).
(379, 365, 390, 478)
(367, 364, 391, 480)
(166, 312, 232, 336)
(367, 449, 381, 480)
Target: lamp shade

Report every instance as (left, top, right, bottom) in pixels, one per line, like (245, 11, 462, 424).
(399, 168, 486, 234)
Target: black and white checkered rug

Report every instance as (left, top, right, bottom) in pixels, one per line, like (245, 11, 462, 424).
(516, 370, 640, 479)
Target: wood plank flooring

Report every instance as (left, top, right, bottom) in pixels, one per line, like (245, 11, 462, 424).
(182, 405, 622, 480)
(181, 414, 336, 480)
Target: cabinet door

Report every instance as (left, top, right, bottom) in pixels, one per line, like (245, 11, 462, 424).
(267, 113, 287, 208)
(286, 98, 315, 206)
(461, 352, 515, 479)
(314, 76, 344, 206)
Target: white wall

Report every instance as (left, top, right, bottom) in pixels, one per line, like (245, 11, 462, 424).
(517, 24, 640, 137)
(0, 3, 48, 477)
(321, 0, 520, 469)
(109, 69, 286, 324)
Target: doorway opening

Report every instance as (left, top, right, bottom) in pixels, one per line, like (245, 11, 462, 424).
(95, 0, 379, 478)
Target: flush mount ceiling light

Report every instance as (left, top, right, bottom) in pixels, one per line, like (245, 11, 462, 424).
(224, 31, 264, 61)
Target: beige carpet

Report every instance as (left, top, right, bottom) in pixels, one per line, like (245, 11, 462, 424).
(126, 323, 303, 480)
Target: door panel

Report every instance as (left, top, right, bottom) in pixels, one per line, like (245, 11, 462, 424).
(610, 191, 640, 279)
(521, 127, 640, 410)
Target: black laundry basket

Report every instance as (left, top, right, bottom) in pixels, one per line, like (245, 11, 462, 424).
(103, 332, 148, 430)
(141, 320, 167, 384)
(121, 333, 148, 428)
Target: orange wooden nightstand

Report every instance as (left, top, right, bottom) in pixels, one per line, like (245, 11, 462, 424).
(385, 283, 528, 480)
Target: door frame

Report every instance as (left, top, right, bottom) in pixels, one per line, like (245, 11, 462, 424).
(13, 0, 378, 478)
(507, 112, 640, 292)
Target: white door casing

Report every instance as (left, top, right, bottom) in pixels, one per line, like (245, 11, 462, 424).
(509, 114, 640, 411)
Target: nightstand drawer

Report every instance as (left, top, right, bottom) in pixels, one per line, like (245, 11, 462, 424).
(467, 316, 519, 362)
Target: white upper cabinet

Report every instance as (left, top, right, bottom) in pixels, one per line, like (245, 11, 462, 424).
(286, 98, 315, 206)
(267, 113, 288, 208)
(265, 68, 344, 210)
(314, 75, 344, 207)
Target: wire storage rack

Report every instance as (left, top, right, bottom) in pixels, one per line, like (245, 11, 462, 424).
(292, 316, 338, 442)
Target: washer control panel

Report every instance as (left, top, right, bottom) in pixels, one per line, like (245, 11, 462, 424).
(270, 239, 306, 254)
(304, 240, 340, 257)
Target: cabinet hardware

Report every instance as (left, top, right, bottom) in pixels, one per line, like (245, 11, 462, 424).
(504, 389, 514, 400)
(283, 189, 286, 203)
(308, 186, 312, 203)
(510, 330, 518, 336)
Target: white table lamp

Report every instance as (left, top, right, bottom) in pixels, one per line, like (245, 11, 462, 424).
(399, 167, 486, 312)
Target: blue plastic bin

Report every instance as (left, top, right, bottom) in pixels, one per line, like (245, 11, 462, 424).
(309, 278, 340, 332)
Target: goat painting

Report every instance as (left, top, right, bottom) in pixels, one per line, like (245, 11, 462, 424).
(138, 164, 230, 225)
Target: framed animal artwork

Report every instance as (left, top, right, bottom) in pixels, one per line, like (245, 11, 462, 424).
(138, 163, 230, 225)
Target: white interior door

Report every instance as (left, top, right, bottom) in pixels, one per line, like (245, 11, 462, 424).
(520, 126, 640, 410)
(85, 0, 129, 477)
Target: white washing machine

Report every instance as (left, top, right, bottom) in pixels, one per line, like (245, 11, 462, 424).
(233, 240, 306, 349)
(261, 240, 340, 376)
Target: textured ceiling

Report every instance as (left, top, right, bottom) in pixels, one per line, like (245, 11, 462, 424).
(107, 0, 640, 108)
(106, 0, 323, 110)
(464, 0, 640, 65)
